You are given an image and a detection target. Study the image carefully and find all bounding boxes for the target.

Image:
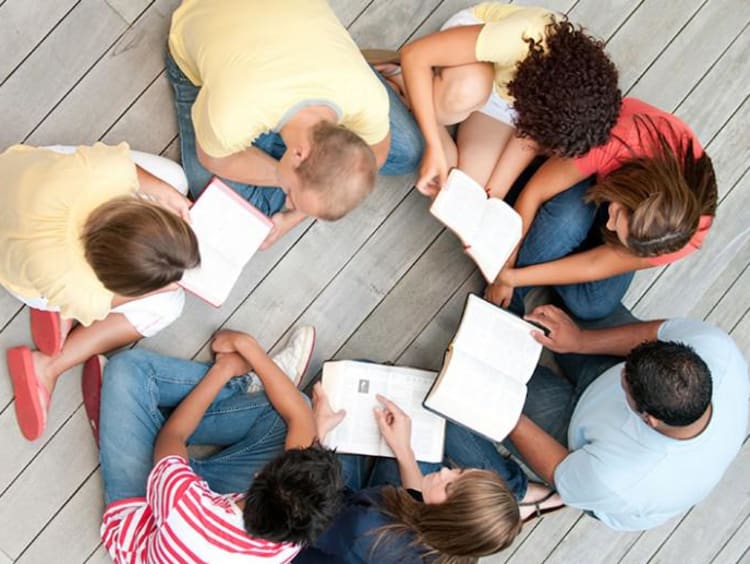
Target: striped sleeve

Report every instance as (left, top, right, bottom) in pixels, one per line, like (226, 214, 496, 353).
(147, 456, 201, 525)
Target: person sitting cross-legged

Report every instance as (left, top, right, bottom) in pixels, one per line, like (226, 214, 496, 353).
(166, 0, 424, 248)
(97, 326, 343, 563)
(446, 304, 748, 531)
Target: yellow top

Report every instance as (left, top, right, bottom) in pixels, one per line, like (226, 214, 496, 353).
(471, 3, 556, 101)
(0, 143, 138, 325)
(168, 0, 390, 158)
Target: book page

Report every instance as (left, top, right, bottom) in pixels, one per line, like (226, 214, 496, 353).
(430, 169, 488, 245)
(180, 179, 272, 306)
(322, 361, 445, 463)
(424, 348, 528, 442)
(468, 199, 522, 282)
(453, 295, 541, 383)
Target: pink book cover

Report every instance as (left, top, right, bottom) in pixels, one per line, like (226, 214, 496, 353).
(179, 178, 273, 307)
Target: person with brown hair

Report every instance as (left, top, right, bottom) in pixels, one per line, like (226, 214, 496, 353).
(1, 143, 200, 441)
(386, 2, 620, 196)
(295, 384, 562, 563)
(485, 98, 718, 320)
(166, 0, 425, 249)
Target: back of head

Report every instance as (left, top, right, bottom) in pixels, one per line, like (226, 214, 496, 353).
(83, 197, 200, 296)
(296, 121, 377, 221)
(508, 18, 621, 157)
(378, 469, 521, 563)
(243, 444, 343, 545)
(625, 340, 712, 426)
(587, 116, 718, 256)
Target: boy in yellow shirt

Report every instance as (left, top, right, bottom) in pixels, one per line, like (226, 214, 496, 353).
(166, 0, 424, 248)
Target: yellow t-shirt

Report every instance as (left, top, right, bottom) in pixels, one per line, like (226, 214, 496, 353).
(168, 0, 390, 158)
(471, 3, 556, 102)
(0, 143, 138, 325)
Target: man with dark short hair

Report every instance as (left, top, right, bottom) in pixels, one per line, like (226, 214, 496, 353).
(446, 304, 748, 531)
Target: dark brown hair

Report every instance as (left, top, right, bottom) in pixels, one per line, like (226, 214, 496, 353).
(374, 469, 522, 563)
(586, 115, 717, 256)
(296, 121, 377, 221)
(508, 18, 621, 157)
(83, 197, 200, 296)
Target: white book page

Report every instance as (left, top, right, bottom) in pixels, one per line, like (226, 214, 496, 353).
(430, 169, 487, 245)
(454, 295, 542, 383)
(180, 180, 272, 306)
(424, 349, 528, 442)
(468, 199, 523, 282)
(322, 361, 445, 463)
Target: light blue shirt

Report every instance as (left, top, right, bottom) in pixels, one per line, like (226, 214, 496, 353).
(554, 319, 748, 531)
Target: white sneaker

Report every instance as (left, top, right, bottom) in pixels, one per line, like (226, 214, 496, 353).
(246, 326, 316, 393)
(271, 326, 316, 388)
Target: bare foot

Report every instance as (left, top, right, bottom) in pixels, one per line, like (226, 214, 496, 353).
(31, 350, 57, 400)
(519, 482, 564, 521)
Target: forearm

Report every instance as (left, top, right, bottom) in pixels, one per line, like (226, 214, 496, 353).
(507, 246, 650, 288)
(154, 363, 233, 461)
(198, 144, 280, 187)
(486, 136, 538, 199)
(232, 336, 316, 448)
(400, 46, 443, 154)
(394, 447, 423, 490)
(507, 415, 568, 485)
(575, 320, 663, 356)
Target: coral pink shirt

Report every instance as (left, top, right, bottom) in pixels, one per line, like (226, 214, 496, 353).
(573, 98, 710, 266)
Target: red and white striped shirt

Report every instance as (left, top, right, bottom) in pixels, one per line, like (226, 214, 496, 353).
(101, 456, 300, 563)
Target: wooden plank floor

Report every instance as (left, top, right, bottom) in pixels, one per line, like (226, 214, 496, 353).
(0, 1, 748, 562)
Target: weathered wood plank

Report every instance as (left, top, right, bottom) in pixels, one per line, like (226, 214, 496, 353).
(569, 0, 639, 41)
(0, 0, 126, 149)
(16, 471, 104, 564)
(706, 266, 750, 337)
(544, 518, 640, 564)
(0, 0, 79, 83)
(348, 0, 443, 49)
(105, 0, 151, 25)
(709, 514, 750, 564)
(605, 0, 704, 93)
(503, 509, 583, 564)
(85, 544, 111, 564)
(0, 407, 98, 559)
(628, 0, 750, 112)
(102, 72, 178, 155)
(336, 230, 476, 364)
(26, 0, 180, 146)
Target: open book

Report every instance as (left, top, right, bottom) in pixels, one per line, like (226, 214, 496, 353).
(179, 178, 272, 307)
(423, 294, 542, 442)
(321, 361, 446, 463)
(430, 168, 522, 282)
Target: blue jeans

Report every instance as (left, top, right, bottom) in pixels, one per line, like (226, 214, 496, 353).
(507, 164, 634, 321)
(164, 54, 423, 213)
(99, 349, 289, 504)
(446, 305, 637, 487)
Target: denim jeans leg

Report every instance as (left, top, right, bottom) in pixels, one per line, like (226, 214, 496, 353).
(553, 270, 635, 321)
(366, 457, 442, 488)
(336, 454, 373, 491)
(164, 52, 288, 216)
(443, 423, 528, 499)
(99, 349, 215, 504)
(372, 68, 424, 175)
(189, 391, 289, 494)
(509, 177, 597, 315)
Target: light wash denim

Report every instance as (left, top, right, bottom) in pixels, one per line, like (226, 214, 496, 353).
(99, 349, 289, 504)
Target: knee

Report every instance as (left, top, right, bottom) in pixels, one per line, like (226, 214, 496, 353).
(102, 350, 154, 400)
(436, 64, 494, 120)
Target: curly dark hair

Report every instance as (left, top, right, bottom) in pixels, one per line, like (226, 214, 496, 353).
(243, 443, 343, 545)
(508, 18, 621, 157)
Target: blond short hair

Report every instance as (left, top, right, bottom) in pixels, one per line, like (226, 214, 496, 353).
(296, 121, 377, 221)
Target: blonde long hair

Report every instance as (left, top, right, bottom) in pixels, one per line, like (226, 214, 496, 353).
(585, 115, 717, 257)
(374, 469, 522, 564)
